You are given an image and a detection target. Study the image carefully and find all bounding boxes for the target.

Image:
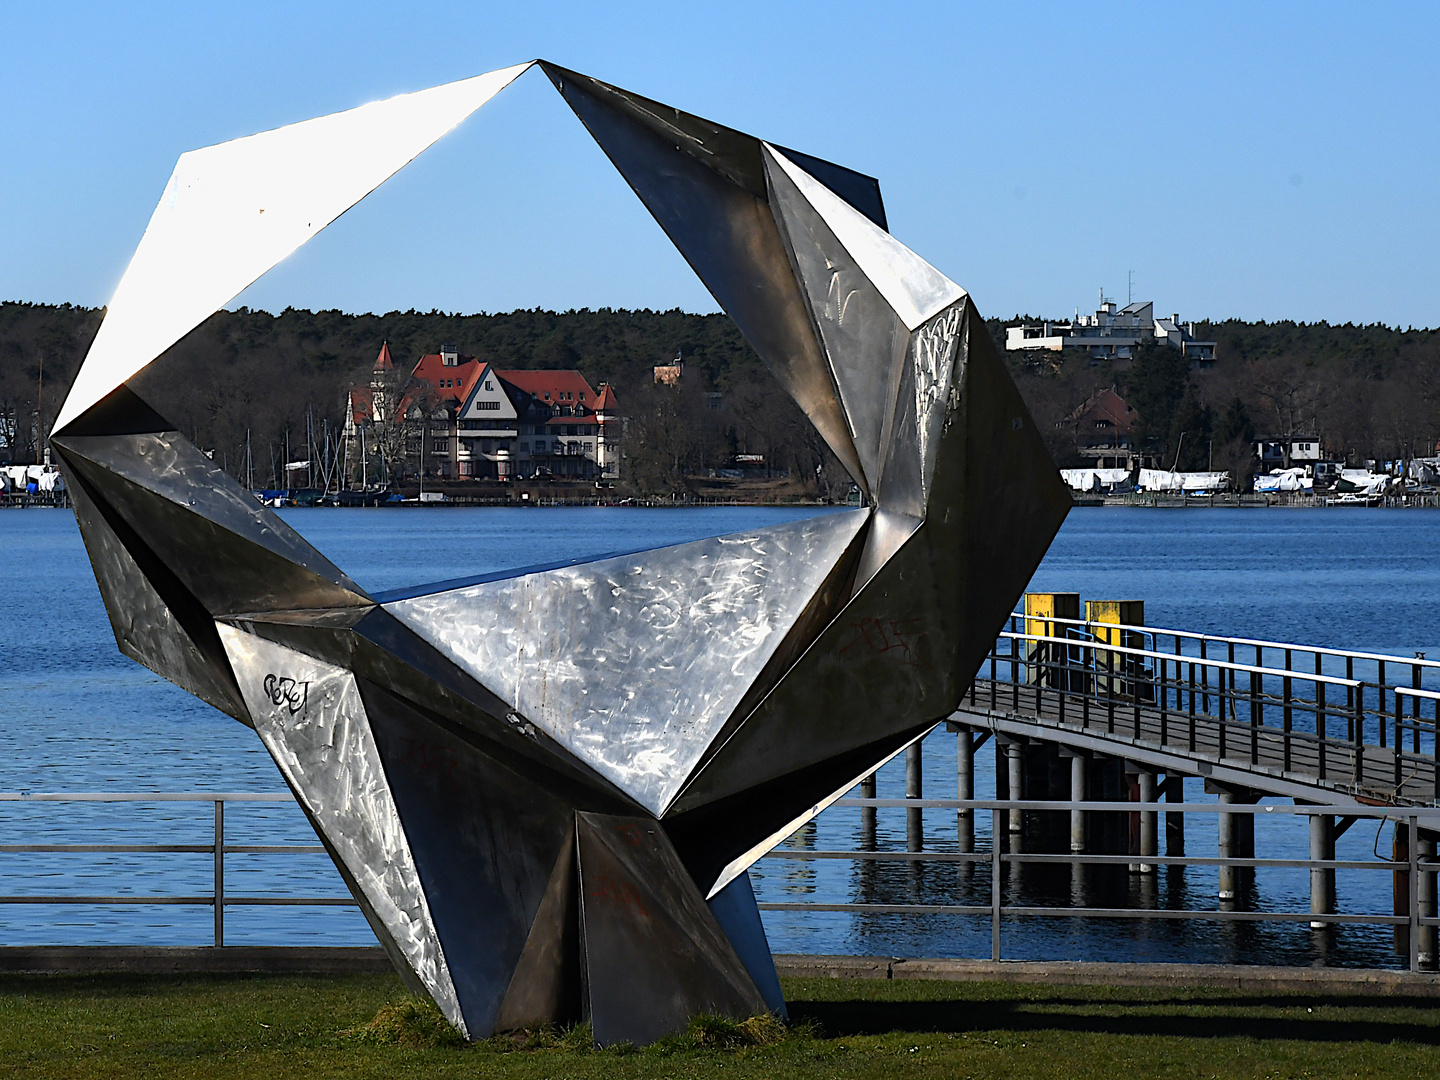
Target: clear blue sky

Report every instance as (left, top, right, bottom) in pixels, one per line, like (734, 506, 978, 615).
(4, 1, 1437, 327)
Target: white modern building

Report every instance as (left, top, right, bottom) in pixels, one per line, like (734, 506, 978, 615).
(1007, 296, 1216, 365)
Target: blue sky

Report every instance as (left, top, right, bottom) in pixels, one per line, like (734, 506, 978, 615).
(3, 1, 1437, 326)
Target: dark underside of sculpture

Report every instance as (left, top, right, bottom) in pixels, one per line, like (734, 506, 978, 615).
(50, 61, 1071, 1045)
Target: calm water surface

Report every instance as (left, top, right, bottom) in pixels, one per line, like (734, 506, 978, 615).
(2, 505, 1437, 964)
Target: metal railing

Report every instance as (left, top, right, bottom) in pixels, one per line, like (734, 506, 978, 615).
(757, 797, 1440, 973)
(0, 793, 352, 946)
(2, 791, 1438, 972)
(975, 614, 1440, 799)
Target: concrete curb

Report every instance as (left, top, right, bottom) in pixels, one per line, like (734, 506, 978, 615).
(774, 955, 1440, 996)
(0, 947, 393, 976)
(3, 948, 1437, 997)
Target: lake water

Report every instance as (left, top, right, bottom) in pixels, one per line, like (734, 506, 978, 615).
(2, 505, 1437, 966)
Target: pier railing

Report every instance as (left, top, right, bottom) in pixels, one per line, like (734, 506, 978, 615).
(2, 791, 1439, 971)
(981, 613, 1440, 802)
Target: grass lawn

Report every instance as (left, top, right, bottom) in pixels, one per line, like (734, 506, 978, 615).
(1, 971, 1438, 1079)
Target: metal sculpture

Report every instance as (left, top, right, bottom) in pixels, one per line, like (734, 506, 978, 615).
(51, 61, 1070, 1045)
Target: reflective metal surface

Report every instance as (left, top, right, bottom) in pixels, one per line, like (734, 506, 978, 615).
(54, 64, 533, 432)
(216, 625, 464, 1030)
(576, 813, 766, 1045)
(52, 63, 1070, 1045)
(385, 511, 869, 817)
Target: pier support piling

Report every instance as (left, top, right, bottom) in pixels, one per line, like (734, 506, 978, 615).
(1006, 740, 1025, 843)
(1137, 769, 1157, 874)
(1218, 790, 1237, 900)
(906, 741, 924, 853)
(949, 721, 975, 854)
(1309, 812, 1335, 928)
(1066, 751, 1086, 853)
(1164, 775, 1185, 857)
(860, 772, 877, 851)
(1419, 833, 1437, 970)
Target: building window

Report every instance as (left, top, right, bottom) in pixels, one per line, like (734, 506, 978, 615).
(474, 400, 500, 411)
(433, 439, 448, 452)
(485, 380, 493, 390)
(520, 442, 529, 453)
(534, 440, 546, 454)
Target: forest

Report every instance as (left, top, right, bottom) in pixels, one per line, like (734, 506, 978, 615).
(2, 300, 1437, 495)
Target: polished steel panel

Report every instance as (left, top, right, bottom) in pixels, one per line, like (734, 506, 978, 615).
(763, 145, 965, 332)
(541, 64, 867, 493)
(764, 144, 906, 492)
(216, 625, 463, 1033)
(576, 812, 766, 1045)
(359, 677, 577, 1037)
(911, 299, 968, 505)
(495, 835, 581, 1032)
(385, 511, 868, 817)
(55, 64, 532, 433)
(705, 872, 785, 1017)
(55, 426, 369, 614)
(58, 445, 248, 721)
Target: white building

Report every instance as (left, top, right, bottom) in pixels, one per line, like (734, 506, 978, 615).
(1007, 295, 1216, 365)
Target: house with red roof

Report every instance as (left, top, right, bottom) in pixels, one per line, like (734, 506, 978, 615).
(384, 344, 621, 481)
(1060, 386, 1157, 470)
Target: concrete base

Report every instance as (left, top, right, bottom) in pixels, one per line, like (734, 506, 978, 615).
(0, 946, 394, 976)
(774, 955, 1440, 996)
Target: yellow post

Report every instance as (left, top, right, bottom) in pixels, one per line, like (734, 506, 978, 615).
(1087, 600, 1145, 699)
(1024, 593, 1080, 686)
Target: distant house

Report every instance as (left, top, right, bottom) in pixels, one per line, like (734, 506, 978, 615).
(1007, 296, 1216, 366)
(392, 345, 621, 481)
(1060, 387, 1158, 470)
(653, 356, 683, 385)
(497, 369, 620, 480)
(1255, 436, 1324, 472)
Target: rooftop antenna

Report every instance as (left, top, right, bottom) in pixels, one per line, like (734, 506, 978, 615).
(1128, 270, 1135, 305)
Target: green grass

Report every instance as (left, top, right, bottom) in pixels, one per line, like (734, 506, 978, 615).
(1, 972, 1439, 1078)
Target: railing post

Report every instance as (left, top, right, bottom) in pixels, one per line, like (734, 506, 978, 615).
(1353, 684, 1365, 786)
(1188, 660, 1196, 752)
(1250, 667, 1260, 765)
(213, 799, 224, 949)
(1420, 832, 1437, 971)
(1317, 666, 1327, 781)
(991, 806, 1002, 962)
(1011, 631, 1019, 711)
(1378, 658, 1387, 749)
(1283, 649, 1293, 772)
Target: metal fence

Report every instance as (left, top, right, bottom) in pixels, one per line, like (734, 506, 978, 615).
(0, 793, 349, 947)
(757, 797, 1440, 972)
(2, 791, 1438, 971)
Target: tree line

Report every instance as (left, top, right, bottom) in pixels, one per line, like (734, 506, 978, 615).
(3, 301, 1437, 494)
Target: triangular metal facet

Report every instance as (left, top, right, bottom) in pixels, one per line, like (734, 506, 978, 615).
(215, 625, 464, 1033)
(764, 144, 908, 492)
(384, 510, 869, 817)
(764, 145, 965, 332)
(56, 63, 533, 433)
(541, 64, 867, 492)
(54, 431, 370, 616)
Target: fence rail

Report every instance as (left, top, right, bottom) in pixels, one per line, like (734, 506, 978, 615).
(0, 793, 350, 946)
(2, 792, 1438, 971)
